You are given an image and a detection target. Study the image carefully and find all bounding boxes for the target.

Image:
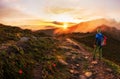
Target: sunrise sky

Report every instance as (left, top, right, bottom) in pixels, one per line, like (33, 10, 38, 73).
(0, 0, 120, 29)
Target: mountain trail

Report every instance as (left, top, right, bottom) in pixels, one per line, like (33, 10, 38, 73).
(58, 37, 120, 79)
(33, 37, 120, 79)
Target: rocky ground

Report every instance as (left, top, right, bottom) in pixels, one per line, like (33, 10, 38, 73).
(0, 36, 120, 79)
(57, 37, 120, 79)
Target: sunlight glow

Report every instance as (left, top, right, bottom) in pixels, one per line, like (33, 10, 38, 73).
(51, 14, 80, 23)
(63, 23, 68, 29)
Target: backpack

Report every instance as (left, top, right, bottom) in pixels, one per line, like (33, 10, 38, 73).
(96, 33, 103, 42)
(101, 36, 107, 46)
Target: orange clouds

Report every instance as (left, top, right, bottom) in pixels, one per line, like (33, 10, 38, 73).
(0, 7, 27, 19)
(46, 7, 74, 14)
(54, 18, 120, 34)
(0, 0, 35, 25)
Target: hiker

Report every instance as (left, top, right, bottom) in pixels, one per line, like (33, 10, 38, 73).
(93, 29, 106, 60)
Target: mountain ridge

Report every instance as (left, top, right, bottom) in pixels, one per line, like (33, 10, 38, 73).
(67, 18, 120, 33)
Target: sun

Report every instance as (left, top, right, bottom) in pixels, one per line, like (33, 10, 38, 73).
(54, 23, 69, 34)
(62, 23, 68, 29)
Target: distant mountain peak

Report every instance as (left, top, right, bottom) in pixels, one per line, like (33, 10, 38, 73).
(92, 24, 120, 41)
(60, 18, 120, 33)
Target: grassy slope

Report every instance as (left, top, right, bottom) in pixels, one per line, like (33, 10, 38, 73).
(0, 24, 70, 79)
(66, 32, 120, 75)
(68, 32, 120, 65)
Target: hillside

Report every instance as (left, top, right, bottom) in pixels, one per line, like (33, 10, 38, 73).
(56, 21, 120, 66)
(35, 28, 55, 36)
(55, 18, 120, 33)
(93, 25, 120, 41)
(0, 24, 70, 79)
(56, 37, 120, 79)
(66, 27, 120, 66)
(0, 24, 120, 79)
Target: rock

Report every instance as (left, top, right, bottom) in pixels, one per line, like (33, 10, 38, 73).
(89, 65, 93, 68)
(69, 70, 79, 74)
(71, 64, 77, 69)
(74, 70, 79, 74)
(72, 55, 76, 59)
(84, 56, 89, 59)
(70, 70, 74, 73)
(20, 37, 29, 42)
(106, 68, 112, 72)
(65, 52, 71, 56)
(58, 59, 68, 65)
(79, 75, 87, 79)
(91, 61, 98, 65)
(76, 64, 80, 67)
(84, 71, 92, 77)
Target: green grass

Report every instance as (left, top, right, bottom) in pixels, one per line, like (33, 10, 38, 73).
(0, 24, 70, 79)
(69, 33, 120, 75)
(69, 32, 120, 65)
(0, 37, 70, 79)
(103, 59, 120, 75)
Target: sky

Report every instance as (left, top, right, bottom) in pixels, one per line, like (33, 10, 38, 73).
(0, 0, 120, 29)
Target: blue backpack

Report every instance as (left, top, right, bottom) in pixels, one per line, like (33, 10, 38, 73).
(96, 33, 104, 45)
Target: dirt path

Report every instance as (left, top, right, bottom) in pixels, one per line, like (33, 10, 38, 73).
(33, 37, 120, 79)
(58, 38, 120, 79)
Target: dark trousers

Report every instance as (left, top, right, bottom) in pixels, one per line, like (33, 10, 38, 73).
(93, 45, 102, 60)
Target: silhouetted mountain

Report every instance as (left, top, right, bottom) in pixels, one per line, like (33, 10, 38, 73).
(35, 28, 56, 36)
(66, 27, 120, 65)
(0, 23, 120, 78)
(0, 23, 51, 43)
(0, 23, 69, 79)
(56, 18, 120, 41)
(93, 25, 120, 41)
(62, 18, 120, 33)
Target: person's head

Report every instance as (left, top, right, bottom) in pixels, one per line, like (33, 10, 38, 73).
(97, 28, 101, 33)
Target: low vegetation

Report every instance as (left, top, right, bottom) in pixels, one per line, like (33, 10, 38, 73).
(68, 32, 120, 65)
(0, 24, 70, 79)
(0, 24, 120, 78)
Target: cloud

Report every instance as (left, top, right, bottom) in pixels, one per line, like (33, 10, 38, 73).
(1, 0, 19, 3)
(0, 7, 27, 19)
(0, 0, 34, 24)
(46, 7, 74, 14)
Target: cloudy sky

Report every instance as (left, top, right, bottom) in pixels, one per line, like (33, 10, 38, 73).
(0, 0, 120, 27)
